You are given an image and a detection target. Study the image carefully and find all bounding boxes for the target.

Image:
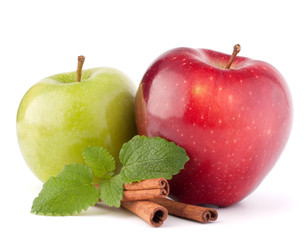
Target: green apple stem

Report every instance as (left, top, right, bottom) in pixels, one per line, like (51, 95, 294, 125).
(76, 55, 85, 82)
(225, 44, 241, 69)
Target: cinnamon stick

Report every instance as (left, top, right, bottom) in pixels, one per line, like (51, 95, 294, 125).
(121, 178, 170, 201)
(151, 198, 218, 223)
(122, 188, 168, 201)
(96, 178, 170, 202)
(121, 200, 168, 227)
(124, 178, 169, 192)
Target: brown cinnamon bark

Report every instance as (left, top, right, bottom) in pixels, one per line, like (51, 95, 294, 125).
(121, 178, 170, 201)
(121, 200, 168, 227)
(122, 188, 168, 201)
(124, 178, 169, 192)
(151, 198, 218, 223)
(97, 178, 170, 202)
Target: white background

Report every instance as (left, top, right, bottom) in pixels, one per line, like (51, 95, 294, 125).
(1, 0, 305, 239)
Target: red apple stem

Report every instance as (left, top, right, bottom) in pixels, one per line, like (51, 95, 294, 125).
(76, 55, 85, 82)
(225, 44, 241, 69)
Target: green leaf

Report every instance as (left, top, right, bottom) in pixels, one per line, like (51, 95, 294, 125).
(119, 135, 189, 183)
(83, 146, 116, 178)
(31, 164, 99, 215)
(99, 175, 124, 208)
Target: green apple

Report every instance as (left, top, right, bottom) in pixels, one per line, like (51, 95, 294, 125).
(17, 57, 137, 182)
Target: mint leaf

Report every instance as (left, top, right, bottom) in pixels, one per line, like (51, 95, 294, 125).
(83, 146, 116, 178)
(99, 175, 124, 208)
(31, 164, 99, 215)
(119, 135, 189, 183)
(31, 136, 189, 214)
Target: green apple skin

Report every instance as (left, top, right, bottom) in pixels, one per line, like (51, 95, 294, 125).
(17, 67, 137, 182)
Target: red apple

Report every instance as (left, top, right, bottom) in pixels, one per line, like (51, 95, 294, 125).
(135, 45, 292, 207)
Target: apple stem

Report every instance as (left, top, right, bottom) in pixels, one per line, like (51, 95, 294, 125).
(76, 55, 85, 82)
(225, 44, 241, 69)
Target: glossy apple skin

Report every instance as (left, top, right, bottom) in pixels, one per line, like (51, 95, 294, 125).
(135, 48, 292, 206)
(17, 67, 137, 182)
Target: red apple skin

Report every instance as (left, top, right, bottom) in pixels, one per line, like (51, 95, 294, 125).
(135, 47, 292, 207)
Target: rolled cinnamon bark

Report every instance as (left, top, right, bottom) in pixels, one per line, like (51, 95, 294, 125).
(122, 188, 168, 201)
(124, 178, 169, 193)
(97, 178, 170, 202)
(151, 198, 218, 223)
(121, 200, 168, 227)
